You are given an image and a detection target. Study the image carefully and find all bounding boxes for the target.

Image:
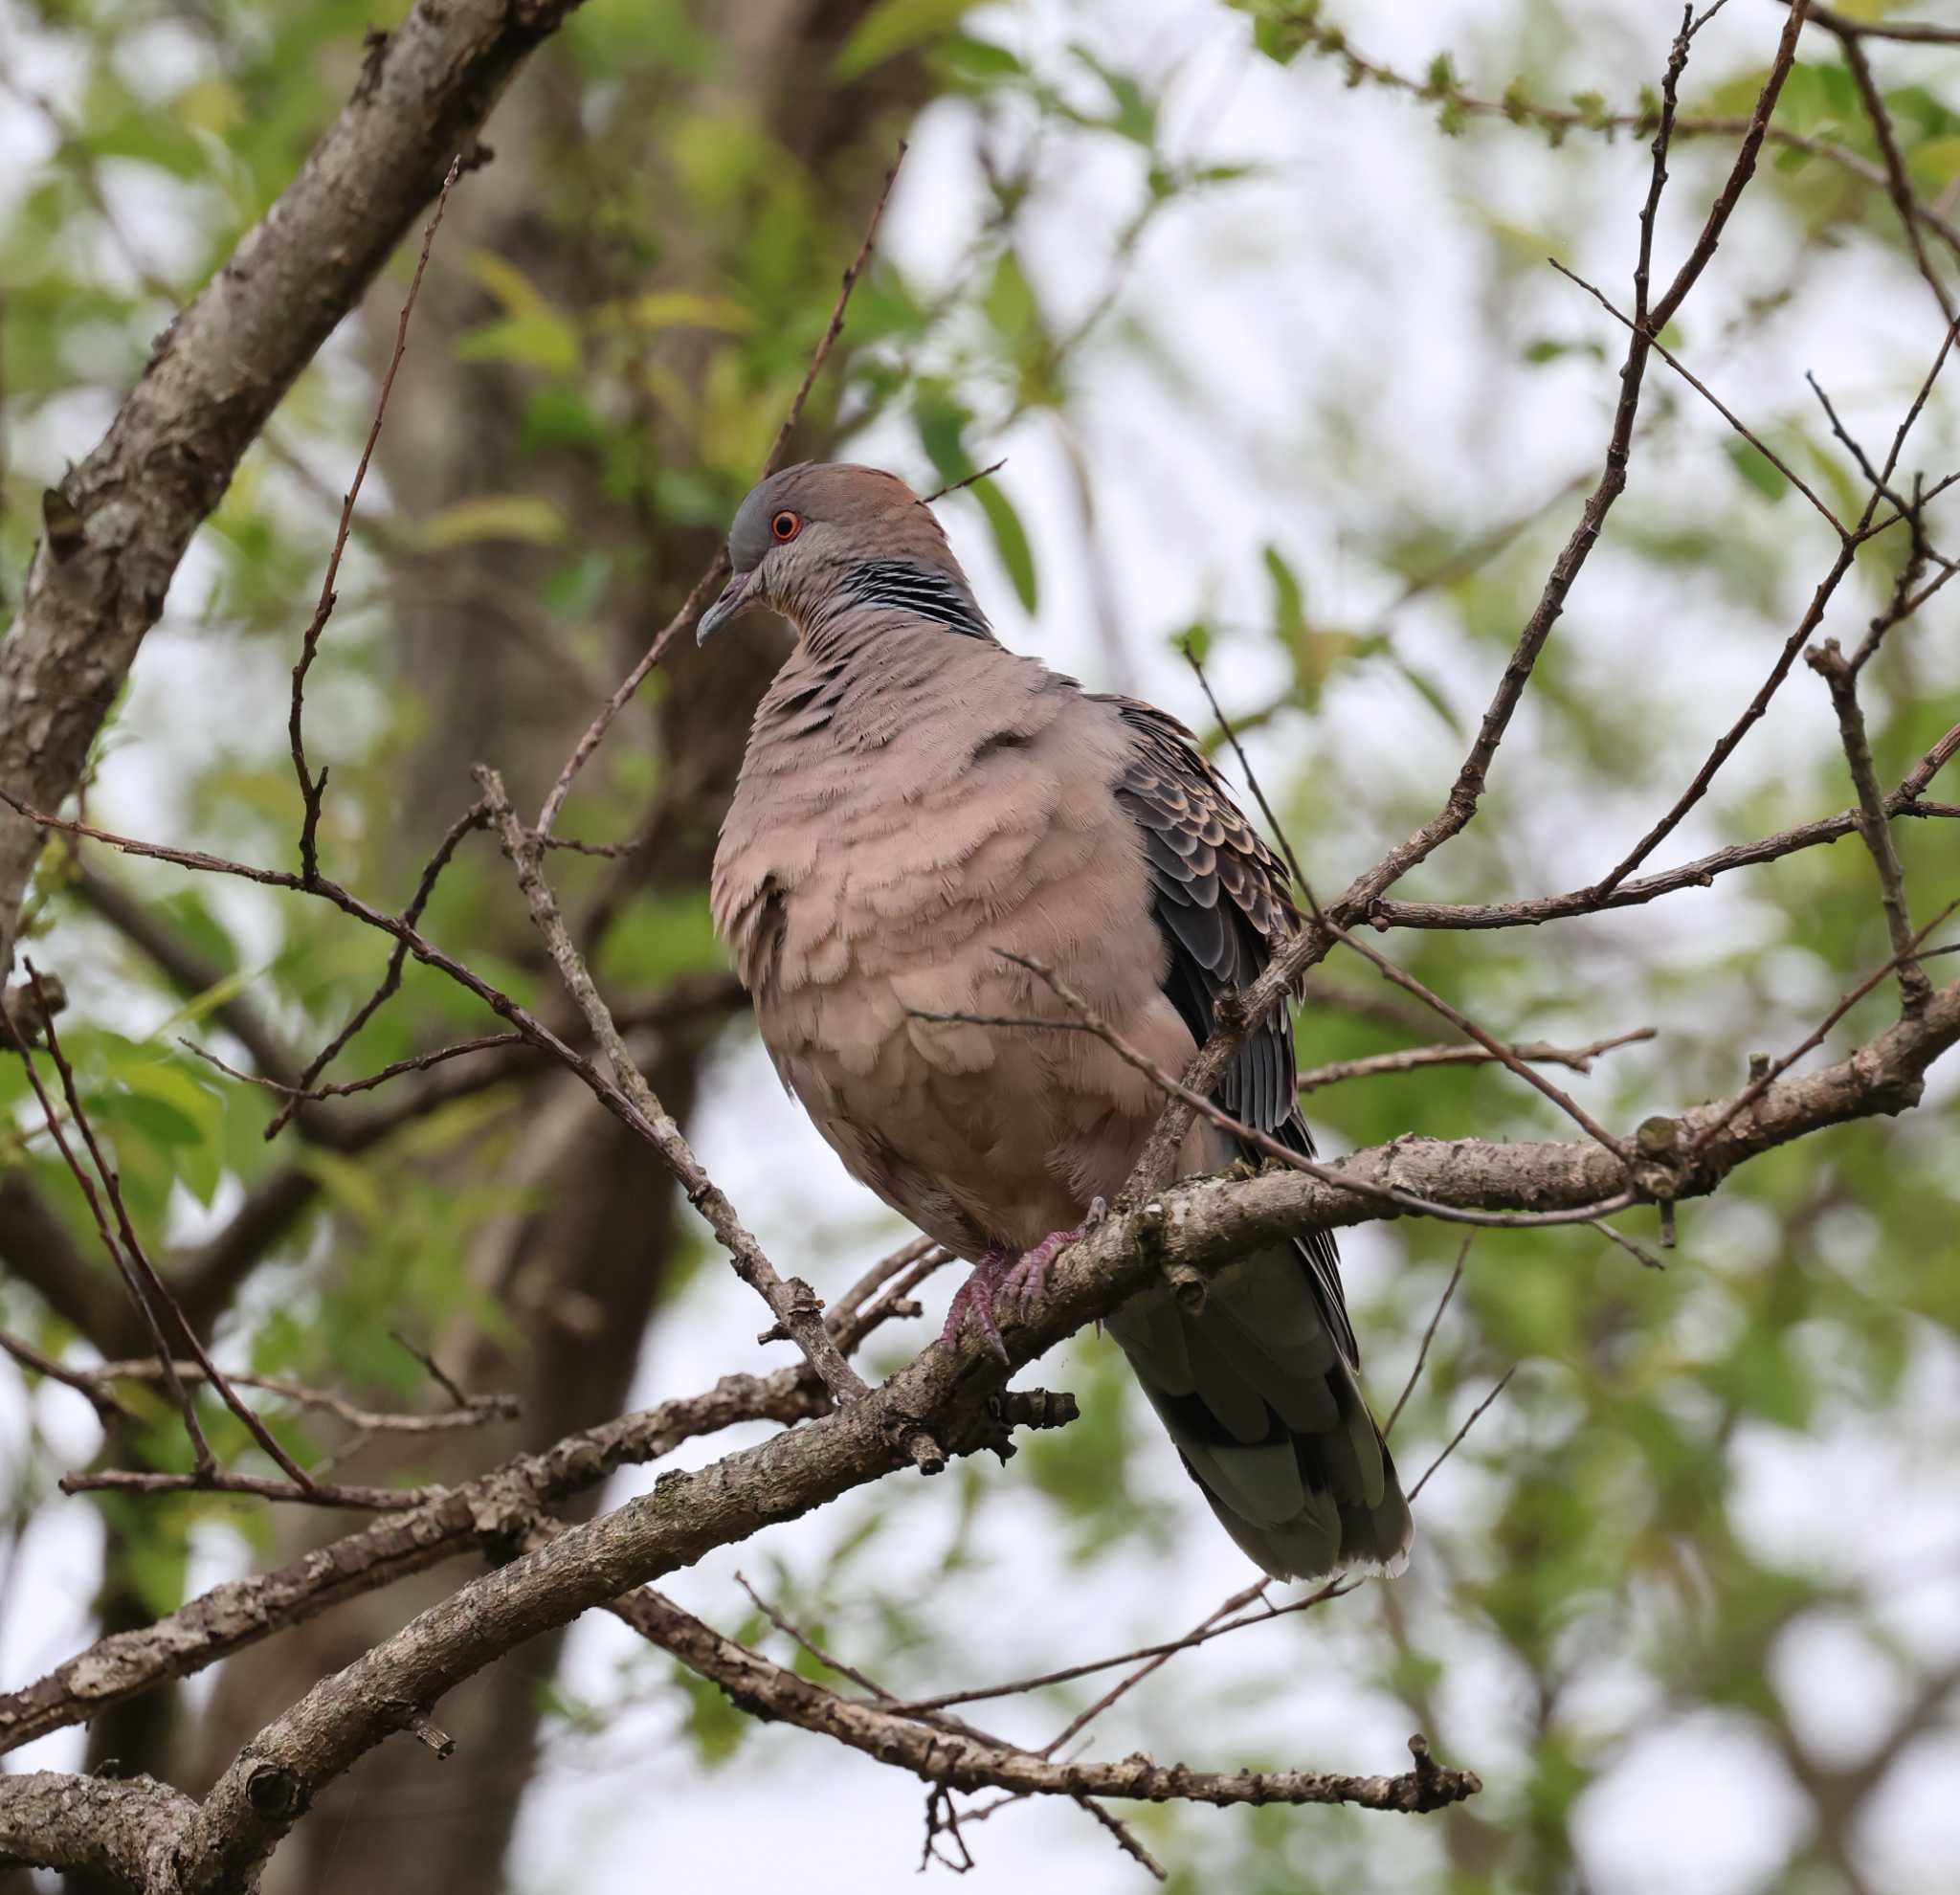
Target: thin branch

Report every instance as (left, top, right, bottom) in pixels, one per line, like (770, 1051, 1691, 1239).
(735, 1572, 894, 1701)
(0, 1330, 138, 1428)
(1584, 546, 1860, 901)
(922, 456, 1009, 506)
(1317, 925, 1632, 1158)
(1297, 1029, 1655, 1093)
(893, 1579, 1277, 1721)
(186, 1030, 523, 1104)
(1903, 721, 1960, 801)
(1591, 1218, 1669, 1272)
(265, 797, 491, 1138)
(1830, 23, 1957, 324)
(1383, 1237, 1472, 1439)
(1807, 639, 1933, 1014)
(84, 1359, 515, 1435)
(1134, 7, 1809, 1186)
(57, 1467, 447, 1511)
(289, 157, 460, 883)
(1371, 784, 1959, 932)
(534, 140, 908, 840)
(1550, 260, 1848, 536)
(1693, 899, 1960, 1153)
(1785, 3, 1960, 46)
(10, 967, 212, 1472)
(915, 957, 1637, 1235)
(1406, 1366, 1518, 1503)
(66, 859, 301, 1088)
(605, 1587, 1477, 1816)
(475, 766, 874, 1416)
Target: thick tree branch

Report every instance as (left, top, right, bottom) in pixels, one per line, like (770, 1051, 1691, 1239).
(0, 973, 1948, 1877)
(0, 0, 592, 969)
(611, 1586, 1477, 1814)
(0, 1771, 195, 1890)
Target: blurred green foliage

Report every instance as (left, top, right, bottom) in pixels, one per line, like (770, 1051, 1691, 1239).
(3, 3, 1959, 1892)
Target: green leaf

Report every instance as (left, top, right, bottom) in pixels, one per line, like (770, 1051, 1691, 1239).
(932, 35, 1024, 83)
(833, 0, 973, 80)
(1262, 544, 1306, 637)
(521, 389, 603, 453)
(1726, 438, 1791, 504)
(100, 1088, 203, 1149)
(417, 495, 569, 549)
(1909, 135, 1960, 190)
(1386, 653, 1464, 737)
(454, 312, 582, 376)
(613, 289, 755, 332)
(543, 552, 612, 618)
(973, 479, 1036, 613)
(465, 250, 555, 318)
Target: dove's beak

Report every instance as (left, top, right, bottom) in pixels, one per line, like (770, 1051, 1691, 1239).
(695, 569, 753, 646)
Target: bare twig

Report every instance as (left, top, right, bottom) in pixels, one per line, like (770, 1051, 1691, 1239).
(1318, 925, 1631, 1158)
(8, 980, 332, 1504)
(85, 1359, 515, 1435)
(0, 1331, 137, 1428)
(534, 141, 907, 840)
(1591, 1219, 1668, 1272)
(11, 965, 212, 1472)
(606, 1587, 1475, 1817)
(1807, 640, 1933, 1014)
(289, 157, 462, 883)
(266, 797, 491, 1138)
(476, 767, 873, 1414)
(389, 1329, 474, 1411)
(914, 953, 1637, 1233)
(1550, 261, 1847, 535)
(1903, 722, 1960, 802)
(1692, 899, 1960, 1151)
(1829, 23, 1957, 324)
(1371, 785, 1959, 932)
(735, 1572, 894, 1701)
(56, 1467, 445, 1511)
(1297, 1029, 1655, 1092)
(186, 1031, 523, 1105)
(1383, 1237, 1473, 1439)
(1406, 1367, 1519, 1503)
(1587, 546, 1860, 899)
(921, 456, 1009, 506)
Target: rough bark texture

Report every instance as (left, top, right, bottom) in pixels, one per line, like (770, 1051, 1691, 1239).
(0, 0, 592, 972)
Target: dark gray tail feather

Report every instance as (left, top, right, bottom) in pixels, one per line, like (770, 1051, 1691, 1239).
(1105, 1243, 1413, 1581)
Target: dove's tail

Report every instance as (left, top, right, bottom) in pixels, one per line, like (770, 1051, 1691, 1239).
(1106, 1238, 1413, 1582)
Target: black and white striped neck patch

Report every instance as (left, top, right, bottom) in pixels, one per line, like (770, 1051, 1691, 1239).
(840, 560, 995, 641)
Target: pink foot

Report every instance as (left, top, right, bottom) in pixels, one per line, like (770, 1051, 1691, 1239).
(940, 1247, 1014, 1360)
(941, 1209, 1102, 1363)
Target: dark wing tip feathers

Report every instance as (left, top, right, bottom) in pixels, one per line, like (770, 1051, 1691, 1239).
(1102, 694, 1362, 1370)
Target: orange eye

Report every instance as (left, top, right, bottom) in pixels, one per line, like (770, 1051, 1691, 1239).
(770, 510, 802, 542)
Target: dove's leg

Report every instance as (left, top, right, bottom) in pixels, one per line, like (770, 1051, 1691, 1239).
(940, 1202, 1105, 1359)
(939, 1247, 1016, 1357)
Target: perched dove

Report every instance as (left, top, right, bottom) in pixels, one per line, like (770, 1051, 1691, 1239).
(703, 463, 1411, 1579)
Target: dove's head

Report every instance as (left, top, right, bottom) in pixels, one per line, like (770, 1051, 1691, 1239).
(695, 461, 991, 647)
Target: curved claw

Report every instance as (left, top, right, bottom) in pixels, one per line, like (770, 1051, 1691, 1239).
(941, 1223, 1091, 1362)
(941, 1249, 1013, 1363)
